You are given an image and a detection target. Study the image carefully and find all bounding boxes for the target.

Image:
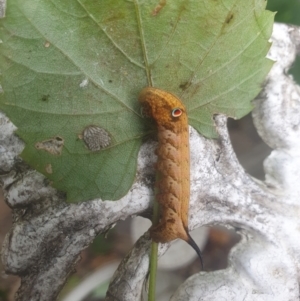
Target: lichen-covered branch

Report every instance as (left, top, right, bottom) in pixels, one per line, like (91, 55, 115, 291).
(1, 23, 300, 301)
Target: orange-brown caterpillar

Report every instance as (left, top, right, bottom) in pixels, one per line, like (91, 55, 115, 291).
(139, 87, 203, 267)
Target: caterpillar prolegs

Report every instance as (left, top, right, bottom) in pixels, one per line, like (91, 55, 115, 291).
(139, 87, 203, 267)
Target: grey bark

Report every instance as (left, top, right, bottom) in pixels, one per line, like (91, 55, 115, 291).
(1, 23, 300, 301)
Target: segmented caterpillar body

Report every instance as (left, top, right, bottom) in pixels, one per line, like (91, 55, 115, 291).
(139, 87, 203, 266)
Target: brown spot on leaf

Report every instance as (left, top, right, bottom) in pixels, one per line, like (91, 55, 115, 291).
(45, 163, 53, 174)
(82, 125, 111, 152)
(35, 136, 64, 156)
(44, 41, 50, 48)
(152, 0, 167, 16)
(41, 94, 50, 102)
(102, 12, 125, 23)
(179, 81, 191, 91)
(225, 12, 234, 24)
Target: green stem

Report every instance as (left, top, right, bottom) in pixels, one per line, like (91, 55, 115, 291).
(148, 198, 160, 301)
(148, 241, 158, 301)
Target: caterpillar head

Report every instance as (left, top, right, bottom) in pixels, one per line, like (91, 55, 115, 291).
(138, 87, 186, 127)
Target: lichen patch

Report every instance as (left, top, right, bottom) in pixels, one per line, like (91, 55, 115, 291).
(81, 125, 111, 152)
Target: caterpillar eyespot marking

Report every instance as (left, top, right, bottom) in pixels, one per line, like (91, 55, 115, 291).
(171, 108, 182, 117)
(138, 87, 203, 268)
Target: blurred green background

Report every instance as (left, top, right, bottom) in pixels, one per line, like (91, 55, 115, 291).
(267, 0, 300, 83)
(267, 0, 300, 25)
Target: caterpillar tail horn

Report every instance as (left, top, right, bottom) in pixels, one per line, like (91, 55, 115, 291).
(186, 232, 204, 269)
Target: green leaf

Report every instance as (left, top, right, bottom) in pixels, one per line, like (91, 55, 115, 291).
(0, 0, 274, 202)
